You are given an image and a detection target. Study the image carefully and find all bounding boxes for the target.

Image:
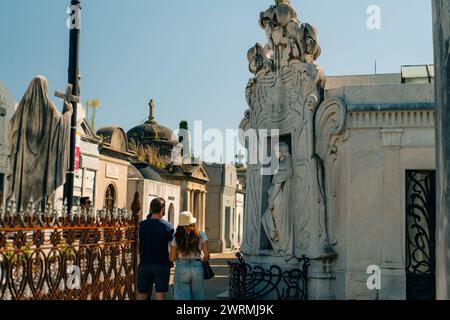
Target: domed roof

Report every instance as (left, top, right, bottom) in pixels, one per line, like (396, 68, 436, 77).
(126, 99, 178, 147)
(138, 166, 163, 182)
(128, 163, 163, 182)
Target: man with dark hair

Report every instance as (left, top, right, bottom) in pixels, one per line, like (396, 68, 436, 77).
(80, 197, 91, 212)
(136, 197, 174, 300)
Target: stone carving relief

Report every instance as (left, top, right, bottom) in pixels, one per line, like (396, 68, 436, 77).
(261, 142, 294, 261)
(240, 1, 346, 260)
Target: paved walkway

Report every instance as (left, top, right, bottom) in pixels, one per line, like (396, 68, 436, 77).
(204, 252, 237, 300)
(151, 252, 238, 300)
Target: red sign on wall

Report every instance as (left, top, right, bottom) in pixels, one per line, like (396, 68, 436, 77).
(75, 131, 81, 171)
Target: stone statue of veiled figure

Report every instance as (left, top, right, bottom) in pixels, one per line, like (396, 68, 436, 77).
(261, 142, 294, 261)
(6, 76, 73, 211)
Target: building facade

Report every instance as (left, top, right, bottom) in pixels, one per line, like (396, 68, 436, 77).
(126, 100, 210, 231)
(128, 163, 181, 225)
(75, 120, 101, 206)
(95, 127, 135, 211)
(235, 179, 245, 250)
(205, 163, 245, 253)
(159, 164, 209, 231)
(324, 70, 435, 300)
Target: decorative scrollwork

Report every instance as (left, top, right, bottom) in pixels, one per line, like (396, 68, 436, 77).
(314, 97, 347, 159)
(406, 171, 435, 276)
(405, 170, 436, 300)
(227, 252, 309, 300)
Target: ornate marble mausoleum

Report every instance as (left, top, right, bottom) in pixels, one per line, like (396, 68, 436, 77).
(239, 0, 436, 300)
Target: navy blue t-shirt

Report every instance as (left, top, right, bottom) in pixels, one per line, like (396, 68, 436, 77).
(139, 218, 174, 266)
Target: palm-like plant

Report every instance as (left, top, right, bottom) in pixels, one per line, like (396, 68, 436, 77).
(91, 99, 99, 130)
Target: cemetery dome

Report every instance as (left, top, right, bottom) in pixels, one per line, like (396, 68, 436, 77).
(126, 99, 178, 150)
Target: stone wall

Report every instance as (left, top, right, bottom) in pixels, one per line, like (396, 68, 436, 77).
(127, 177, 181, 225)
(96, 156, 129, 210)
(432, 0, 450, 300)
(327, 79, 435, 300)
(205, 163, 238, 253)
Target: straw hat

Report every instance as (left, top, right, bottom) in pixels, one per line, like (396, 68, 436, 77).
(178, 211, 197, 227)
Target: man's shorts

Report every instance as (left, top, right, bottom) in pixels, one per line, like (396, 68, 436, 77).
(137, 264, 171, 294)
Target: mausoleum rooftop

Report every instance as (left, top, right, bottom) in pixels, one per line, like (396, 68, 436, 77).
(325, 66, 435, 112)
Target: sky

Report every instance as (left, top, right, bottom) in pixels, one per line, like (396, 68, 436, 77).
(0, 0, 434, 162)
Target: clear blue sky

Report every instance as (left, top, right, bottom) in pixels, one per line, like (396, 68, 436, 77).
(0, 0, 433, 160)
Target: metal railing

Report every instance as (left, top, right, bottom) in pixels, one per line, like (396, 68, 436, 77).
(227, 252, 310, 300)
(0, 200, 138, 300)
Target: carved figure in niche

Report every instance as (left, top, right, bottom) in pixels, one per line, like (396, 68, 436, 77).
(261, 142, 294, 261)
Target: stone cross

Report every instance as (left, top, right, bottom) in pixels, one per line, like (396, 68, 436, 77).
(54, 84, 80, 106)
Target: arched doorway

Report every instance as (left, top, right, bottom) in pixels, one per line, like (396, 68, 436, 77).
(168, 203, 175, 224)
(105, 184, 117, 213)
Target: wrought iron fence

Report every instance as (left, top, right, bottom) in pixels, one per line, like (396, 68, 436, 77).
(227, 252, 310, 300)
(0, 200, 138, 300)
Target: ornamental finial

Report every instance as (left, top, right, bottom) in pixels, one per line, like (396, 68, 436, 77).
(148, 99, 155, 121)
(275, 0, 290, 5)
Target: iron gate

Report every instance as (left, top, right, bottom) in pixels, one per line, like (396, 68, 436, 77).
(227, 252, 309, 300)
(405, 170, 436, 300)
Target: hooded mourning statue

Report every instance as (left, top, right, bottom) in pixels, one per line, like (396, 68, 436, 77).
(6, 76, 73, 211)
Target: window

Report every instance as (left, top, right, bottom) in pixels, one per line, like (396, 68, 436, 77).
(105, 184, 117, 213)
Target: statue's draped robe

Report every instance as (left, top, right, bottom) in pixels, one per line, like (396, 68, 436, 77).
(261, 156, 294, 261)
(6, 76, 72, 211)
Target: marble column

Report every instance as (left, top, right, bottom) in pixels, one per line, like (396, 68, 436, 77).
(185, 189, 191, 212)
(433, 0, 450, 300)
(194, 191, 200, 223)
(379, 129, 405, 300)
(190, 190, 195, 214)
(201, 192, 206, 233)
(81, 168, 87, 198)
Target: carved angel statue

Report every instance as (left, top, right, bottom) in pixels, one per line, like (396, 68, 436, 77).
(261, 142, 294, 261)
(6, 76, 73, 212)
